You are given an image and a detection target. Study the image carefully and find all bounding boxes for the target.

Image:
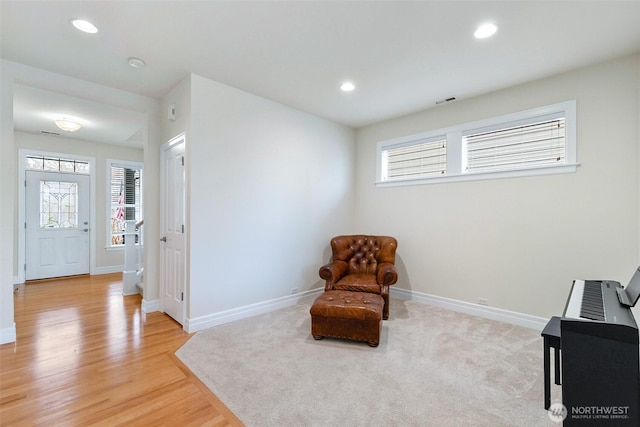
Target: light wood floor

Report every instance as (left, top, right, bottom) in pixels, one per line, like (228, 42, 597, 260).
(0, 273, 244, 426)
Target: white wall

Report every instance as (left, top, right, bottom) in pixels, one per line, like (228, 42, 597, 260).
(185, 74, 355, 327)
(141, 105, 162, 307)
(13, 131, 143, 274)
(0, 61, 16, 343)
(355, 54, 640, 319)
(161, 78, 191, 144)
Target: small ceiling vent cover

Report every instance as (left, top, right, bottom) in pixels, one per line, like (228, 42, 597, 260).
(436, 97, 456, 105)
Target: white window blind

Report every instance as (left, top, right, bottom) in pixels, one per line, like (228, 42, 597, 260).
(382, 138, 447, 180)
(108, 163, 142, 246)
(464, 118, 566, 173)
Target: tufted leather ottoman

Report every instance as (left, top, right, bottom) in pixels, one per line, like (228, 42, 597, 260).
(310, 290, 384, 347)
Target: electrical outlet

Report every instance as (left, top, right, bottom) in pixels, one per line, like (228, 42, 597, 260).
(478, 297, 489, 306)
(291, 287, 299, 294)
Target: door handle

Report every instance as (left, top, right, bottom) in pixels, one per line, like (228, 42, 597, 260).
(160, 236, 167, 242)
(83, 228, 89, 232)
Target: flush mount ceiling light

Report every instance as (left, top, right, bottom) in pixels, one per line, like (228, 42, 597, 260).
(474, 23, 497, 39)
(128, 57, 146, 68)
(340, 82, 355, 92)
(54, 118, 82, 132)
(71, 19, 98, 34)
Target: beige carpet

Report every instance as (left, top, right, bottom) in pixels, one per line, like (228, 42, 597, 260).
(176, 298, 560, 426)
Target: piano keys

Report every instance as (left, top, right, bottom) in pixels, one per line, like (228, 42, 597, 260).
(564, 280, 606, 321)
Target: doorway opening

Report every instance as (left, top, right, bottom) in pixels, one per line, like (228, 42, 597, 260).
(18, 149, 96, 283)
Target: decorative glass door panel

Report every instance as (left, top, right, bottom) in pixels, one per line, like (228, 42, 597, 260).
(39, 181, 79, 229)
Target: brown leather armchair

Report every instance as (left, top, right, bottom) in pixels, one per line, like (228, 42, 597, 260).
(319, 235, 398, 319)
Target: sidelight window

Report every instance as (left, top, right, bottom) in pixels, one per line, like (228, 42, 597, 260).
(108, 160, 143, 247)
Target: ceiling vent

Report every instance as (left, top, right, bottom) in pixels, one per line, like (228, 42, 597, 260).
(436, 97, 456, 105)
(40, 130, 60, 136)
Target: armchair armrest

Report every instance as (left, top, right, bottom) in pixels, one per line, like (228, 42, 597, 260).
(319, 260, 349, 290)
(377, 262, 398, 286)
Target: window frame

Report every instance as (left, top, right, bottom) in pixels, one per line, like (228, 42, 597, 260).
(106, 159, 143, 250)
(376, 100, 577, 187)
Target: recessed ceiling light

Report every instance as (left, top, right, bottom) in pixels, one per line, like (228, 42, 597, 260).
(474, 23, 497, 39)
(128, 57, 146, 68)
(71, 19, 98, 34)
(340, 82, 355, 92)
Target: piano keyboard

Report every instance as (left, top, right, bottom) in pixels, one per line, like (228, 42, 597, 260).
(564, 279, 605, 321)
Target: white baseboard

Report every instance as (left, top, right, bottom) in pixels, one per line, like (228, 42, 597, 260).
(14, 269, 123, 284)
(1, 323, 16, 345)
(390, 287, 548, 331)
(94, 265, 124, 275)
(185, 289, 322, 333)
(184, 287, 547, 335)
(142, 299, 160, 313)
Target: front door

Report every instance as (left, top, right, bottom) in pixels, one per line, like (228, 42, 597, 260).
(160, 135, 186, 324)
(25, 171, 90, 280)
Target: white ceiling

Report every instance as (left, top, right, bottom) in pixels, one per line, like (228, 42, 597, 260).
(2, 1, 640, 147)
(13, 84, 145, 147)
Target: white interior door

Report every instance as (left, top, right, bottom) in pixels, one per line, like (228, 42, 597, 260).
(25, 171, 90, 280)
(160, 135, 186, 324)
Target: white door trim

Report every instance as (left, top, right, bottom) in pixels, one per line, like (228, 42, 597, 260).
(18, 149, 96, 284)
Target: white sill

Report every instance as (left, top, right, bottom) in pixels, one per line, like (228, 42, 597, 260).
(105, 244, 144, 251)
(375, 163, 580, 187)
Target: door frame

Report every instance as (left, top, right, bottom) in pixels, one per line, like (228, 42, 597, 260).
(18, 149, 96, 283)
(160, 133, 187, 325)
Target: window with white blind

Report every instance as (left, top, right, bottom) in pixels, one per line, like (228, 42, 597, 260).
(107, 160, 143, 248)
(463, 116, 566, 173)
(381, 137, 447, 180)
(376, 100, 577, 186)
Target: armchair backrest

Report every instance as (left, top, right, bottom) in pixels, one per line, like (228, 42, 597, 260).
(330, 235, 397, 275)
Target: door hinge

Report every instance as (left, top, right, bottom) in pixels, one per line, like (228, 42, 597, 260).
(181, 156, 184, 166)
(181, 292, 184, 301)
(182, 224, 184, 233)
(24, 222, 27, 229)
(24, 264, 26, 271)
